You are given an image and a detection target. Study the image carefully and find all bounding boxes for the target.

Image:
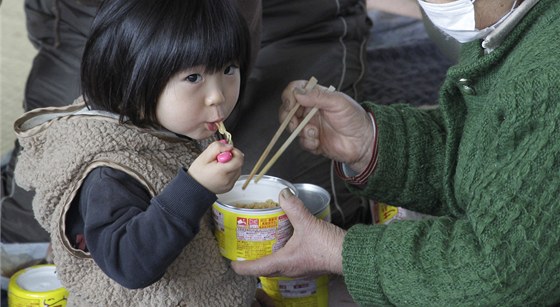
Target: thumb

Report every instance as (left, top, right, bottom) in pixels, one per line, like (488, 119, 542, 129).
(277, 188, 312, 225)
(231, 250, 285, 277)
(293, 86, 315, 109)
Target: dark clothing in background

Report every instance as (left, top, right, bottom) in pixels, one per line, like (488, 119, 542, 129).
(228, 0, 373, 228)
(24, 0, 99, 110)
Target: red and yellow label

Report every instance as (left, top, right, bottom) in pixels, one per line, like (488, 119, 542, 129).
(260, 275, 330, 307)
(212, 203, 293, 260)
(374, 202, 398, 224)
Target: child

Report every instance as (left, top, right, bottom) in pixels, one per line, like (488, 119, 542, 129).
(14, 0, 256, 305)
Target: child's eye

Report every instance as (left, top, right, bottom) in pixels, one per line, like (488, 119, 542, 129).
(185, 73, 202, 83)
(224, 64, 239, 75)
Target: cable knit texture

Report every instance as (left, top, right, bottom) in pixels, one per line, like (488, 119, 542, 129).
(14, 101, 255, 306)
(343, 0, 560, 306)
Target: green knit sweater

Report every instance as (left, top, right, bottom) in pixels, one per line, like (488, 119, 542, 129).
(342, 0, 560, 306)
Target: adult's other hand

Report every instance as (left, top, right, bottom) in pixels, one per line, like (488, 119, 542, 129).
(231, 188, 346, 278)
(280, 81, 374, 174)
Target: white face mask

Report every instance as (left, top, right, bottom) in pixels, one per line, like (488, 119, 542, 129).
(418, 0, 517, 43)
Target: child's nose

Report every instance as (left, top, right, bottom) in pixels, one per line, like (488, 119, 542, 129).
(205, 84, 226, 106)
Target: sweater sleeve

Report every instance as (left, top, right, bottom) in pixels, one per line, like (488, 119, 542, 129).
(349, 102, 449, 216)
(344, 187, 559, 306)
(343, 217, 497, 306)
(79, 167, 216, 289)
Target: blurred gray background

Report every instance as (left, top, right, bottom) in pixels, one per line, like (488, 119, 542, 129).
(1, 1, 36, 154)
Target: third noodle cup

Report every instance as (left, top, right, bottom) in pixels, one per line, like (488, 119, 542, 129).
(212, 175, 297, 261)
(8, 264, 69, 307)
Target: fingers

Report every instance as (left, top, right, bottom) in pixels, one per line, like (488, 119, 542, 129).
(201, 140, 244, 165)
(216, 139, 232, 163)
(291, 82, 335, 109)
(232, 186, 347, 277)
(280, 80, 308, 113)
(279, 80, 324, 129)
(297, 125, 320, 154)
(197, 140, 231, 161)
(232, 189, 314, 277)
(231, 253, 284, 277)
(281, 79, 350, 115)
(210, 141, 244, 172)
(281, 81, 341, 134)
(189, 141, 244, 193)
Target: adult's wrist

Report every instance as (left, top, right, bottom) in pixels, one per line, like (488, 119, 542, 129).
(335, 112, 378, 185)
(324, 223, 346, 275)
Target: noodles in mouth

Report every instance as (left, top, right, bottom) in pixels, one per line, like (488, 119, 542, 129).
(217, 122, 233, 144)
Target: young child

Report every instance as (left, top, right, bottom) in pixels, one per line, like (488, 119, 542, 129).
(13, 0, 256, 305)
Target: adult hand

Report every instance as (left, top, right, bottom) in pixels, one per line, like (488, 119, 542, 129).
(279, 80, 375, 174)
(188, 140, 244, 194)
(231, 189, 346, 278)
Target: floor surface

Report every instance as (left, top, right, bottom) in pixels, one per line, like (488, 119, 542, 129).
(1, 1, 36, 154)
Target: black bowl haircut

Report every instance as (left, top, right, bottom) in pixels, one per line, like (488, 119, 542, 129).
(80, 0, 251, 128)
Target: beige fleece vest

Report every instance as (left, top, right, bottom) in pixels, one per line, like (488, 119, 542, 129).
(14, 102, 256, 306)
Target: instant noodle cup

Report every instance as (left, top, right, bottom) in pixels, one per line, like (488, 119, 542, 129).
(212, 175, 297, 261)
(8, 264, 69, 307)
(372, 201, 434, 224)
(293, 183, 331, 222)
(260, 275, 330, 307)
(260, 183, 331, 307)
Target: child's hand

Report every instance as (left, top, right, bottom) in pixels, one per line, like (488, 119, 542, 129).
(188, 140, 244, 194)
(216, 139, 233, 163)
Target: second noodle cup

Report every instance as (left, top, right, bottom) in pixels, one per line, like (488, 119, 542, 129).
(260, 183, 331, 307)
(212, 175, 297, 261)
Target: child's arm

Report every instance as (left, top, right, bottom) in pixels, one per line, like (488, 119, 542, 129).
(73, 166, 215, 289)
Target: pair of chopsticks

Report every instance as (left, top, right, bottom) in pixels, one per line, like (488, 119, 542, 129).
(242, 77, 335, 189)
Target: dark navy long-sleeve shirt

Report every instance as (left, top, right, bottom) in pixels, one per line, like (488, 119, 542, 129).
(66, 166, 216, 289)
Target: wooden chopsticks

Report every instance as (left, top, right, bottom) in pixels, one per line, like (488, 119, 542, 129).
(242, 77, 335, 189)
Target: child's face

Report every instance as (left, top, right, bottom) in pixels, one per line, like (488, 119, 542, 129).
(156, 64, 240, 139)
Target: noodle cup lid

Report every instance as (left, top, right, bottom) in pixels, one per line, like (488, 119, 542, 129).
(9, 264, 66, 294)
(217, 175, 297, 209)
